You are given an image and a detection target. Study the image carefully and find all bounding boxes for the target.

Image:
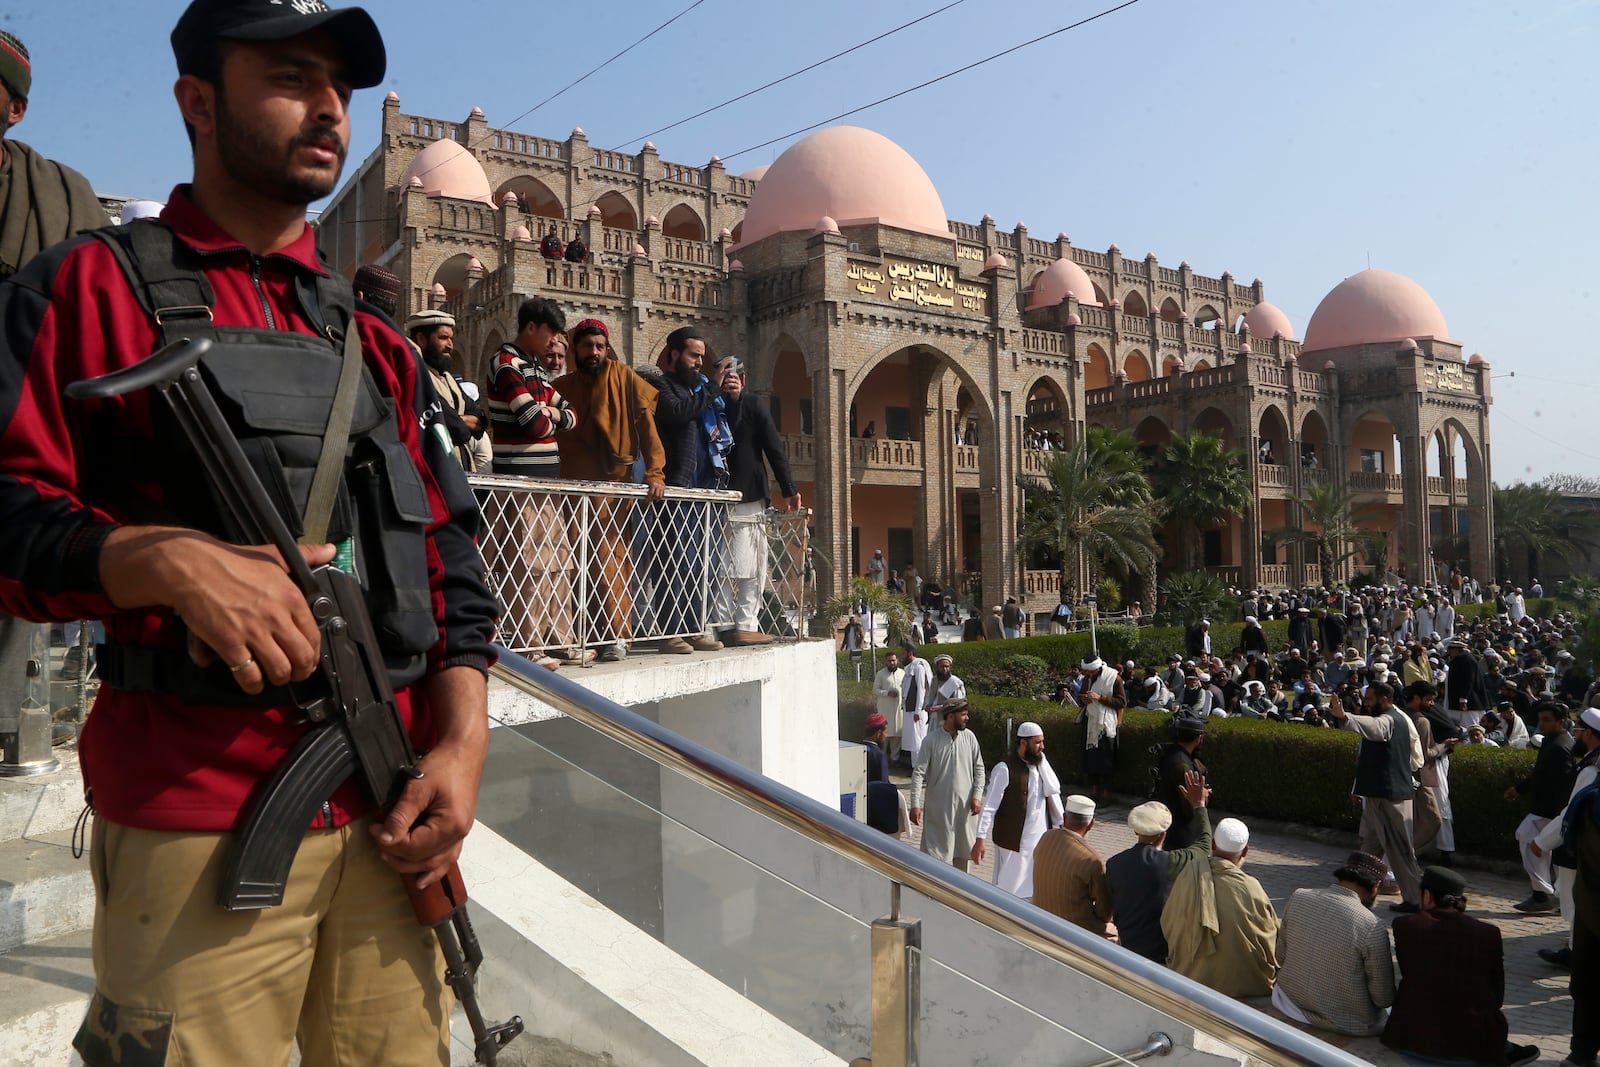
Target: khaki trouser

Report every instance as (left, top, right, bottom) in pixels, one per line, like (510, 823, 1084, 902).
(75, 818, 448, 1067)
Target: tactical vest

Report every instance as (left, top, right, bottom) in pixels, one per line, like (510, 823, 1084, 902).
(90, 220, 434, 701)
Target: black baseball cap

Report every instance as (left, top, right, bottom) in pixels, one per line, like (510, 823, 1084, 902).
(172, 0, 386, 89)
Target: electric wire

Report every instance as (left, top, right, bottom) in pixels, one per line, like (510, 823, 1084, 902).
(607, 0, 969, 152)
(720, 0, 1142, 162)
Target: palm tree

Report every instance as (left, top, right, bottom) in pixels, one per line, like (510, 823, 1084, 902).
(1149, 431, 1253, 573)
(819, 576, 916, 674)
(1493, 483, 1599, 586)
(1264, 482, 1385, 589)
(1083, 425, 1161, 605)
(1159, 571, 1235, 630)
(1016, 440, 1159, 606)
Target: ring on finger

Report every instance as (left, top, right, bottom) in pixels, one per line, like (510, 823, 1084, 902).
(229, 657, 256, 674)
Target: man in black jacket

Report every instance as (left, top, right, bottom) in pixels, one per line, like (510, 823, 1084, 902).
(1505, 702, 1577, 912)
(649, 325, 730, 654)
(716, 360, 800, 645)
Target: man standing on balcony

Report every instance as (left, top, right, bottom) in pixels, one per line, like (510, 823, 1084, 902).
(649, 325, 729, 655)
(972, 722, 1063, 898)
(867, 548, 886, 584)
(553, 318, 666, 662)
(485, 298, 583, 667)
(911, 699, 985, 872)
(717, 359, 798, 646)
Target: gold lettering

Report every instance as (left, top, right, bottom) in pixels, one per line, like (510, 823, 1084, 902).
(856, 282, 878, 295)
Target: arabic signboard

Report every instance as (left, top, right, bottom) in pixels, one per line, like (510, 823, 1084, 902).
(847, 257, 988, 315)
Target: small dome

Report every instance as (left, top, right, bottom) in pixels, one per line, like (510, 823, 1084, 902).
(729, 259, 745, 272)
(118, 200, 165, 224)
(588, 205, 602, 217)
(645, 214, 659, 226)
(1302, 269, 1450, 352)
(1108, 244, 1119, 254)
(739, 126, 949, 246)
(430, 282, 447, 295)
(385, 91, 399, 103)
(407, 176, 423, 189)
(572, 126, 584, 136)
(981, 213, 993, 224)
(1065, 313, 1082, 326)
(466, 257, 484, 272)
(1283, 354, 1298, 366)
(1057, 231, 1068, 241)
(1399, 337, 1418, 351)
(1469, 352, 1486, 365)
(644, 141, 656, 151)
(1240, 302, 1296, 341)
(710, 155, 722, 165)
(815, 216, 840, 234)
(1323, 360, 1337, 370)
(500, 191, 519, 207)
(739, 164, 769, 181)
(1239, 340, 1252, 354)
(1027, 258, 1100, 310)
(631, 243, 646, 257)
(512, 224, 532, 242)
(1179, 260, 1189, 269)
(470, 106, 484, 118)
(398, 140, 494, 205)
(983, 253, 1008, 270)
(720, 228, 732, 240)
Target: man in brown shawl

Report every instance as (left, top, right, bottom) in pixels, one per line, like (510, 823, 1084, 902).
(0, 31, 105, 282)
(553, 318, 665, 661)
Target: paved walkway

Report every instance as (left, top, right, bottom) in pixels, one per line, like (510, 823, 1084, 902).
(893, 767, 1575, 1065)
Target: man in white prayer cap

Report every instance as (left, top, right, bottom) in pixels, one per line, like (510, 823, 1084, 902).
(1162, 816, 1280, 996)
(973, 722, 1063, 898)
(1076, 655, 1125, 800)
(1105, 772, 1213, 962)
(1032, 794, 1112, 936)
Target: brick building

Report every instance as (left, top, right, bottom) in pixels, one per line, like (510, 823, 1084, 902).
(317, 97, 1495, 607)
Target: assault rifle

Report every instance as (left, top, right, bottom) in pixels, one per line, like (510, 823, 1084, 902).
(67, 338, 523, 1066)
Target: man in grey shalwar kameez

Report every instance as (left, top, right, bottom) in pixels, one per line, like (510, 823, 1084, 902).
(911, 700, 986, 871)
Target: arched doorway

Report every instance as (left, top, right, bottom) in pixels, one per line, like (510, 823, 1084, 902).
(493, 175, 562, 218)
(1123, 350, 1152, 382)
(594, 190, 637, 231)
(1084, 344, 1112, 390)
(1257, 405, 1289, 469)
(430, 253, 477, 299)
(662, 203, 706, 241)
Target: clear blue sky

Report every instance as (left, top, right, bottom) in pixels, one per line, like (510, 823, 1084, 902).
(11, 0, 1596, 482)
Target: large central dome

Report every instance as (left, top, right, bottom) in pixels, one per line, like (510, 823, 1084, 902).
(737, 126, 950, 247)
(1301, 269, 1449, 352)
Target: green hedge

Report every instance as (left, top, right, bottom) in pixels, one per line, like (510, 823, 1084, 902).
(835, 619, 1290, 682)
(838, 683, 1535, 860)
(1453, 597, 1560, 622)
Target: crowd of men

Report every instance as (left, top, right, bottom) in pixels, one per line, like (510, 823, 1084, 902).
(347, 272, 803, 668)
(862, 588, 1600, 1066)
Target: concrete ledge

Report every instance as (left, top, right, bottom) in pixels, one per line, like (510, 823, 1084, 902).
(0, 749, 87, 841)
(0, 830, 94, 954)
(460, 820, 847, 1067)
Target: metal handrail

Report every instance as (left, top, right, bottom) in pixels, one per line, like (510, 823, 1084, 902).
(488, 650, 1369, 1067)
(468, 471, 741, 504)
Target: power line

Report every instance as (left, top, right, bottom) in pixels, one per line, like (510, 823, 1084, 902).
(494, 0, 711, 138)
(608, 0, 969, 152)
(720, 0, 1142, 162)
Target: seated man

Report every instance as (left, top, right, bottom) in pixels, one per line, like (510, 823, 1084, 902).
(1382, 867, 1539, 1066)
(1105, 772, 1212, 963)
(1161, 818, 1279, 996)
(1274, 851, 1396, 1036)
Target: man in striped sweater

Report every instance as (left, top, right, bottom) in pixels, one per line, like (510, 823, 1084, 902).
(485, 297, 583, 667)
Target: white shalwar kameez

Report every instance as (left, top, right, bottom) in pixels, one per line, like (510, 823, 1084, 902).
(975, 756, 1064, 897)
(899, 656, 933, 763)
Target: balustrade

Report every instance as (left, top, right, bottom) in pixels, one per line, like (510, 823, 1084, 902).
(1075, 249, 1108, 269)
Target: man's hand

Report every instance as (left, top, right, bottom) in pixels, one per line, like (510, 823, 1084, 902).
(971, 839, 987, 865)
(781, 492, 802, 512)
(1179, 769, 1210, 809)
(645, 481, 667, 502)
(100, 526, 332, 695)
(969, 797, 982, 817)
(371, 667, 489, 889)
(910, 806, 922, 826)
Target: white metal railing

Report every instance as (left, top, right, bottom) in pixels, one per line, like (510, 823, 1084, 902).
(471, 474, 811, 655)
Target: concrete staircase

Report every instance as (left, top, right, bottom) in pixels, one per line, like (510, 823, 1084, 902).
(0, 749, 94, 1067)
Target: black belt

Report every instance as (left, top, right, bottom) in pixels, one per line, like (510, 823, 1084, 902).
(97, 642, 296, 707)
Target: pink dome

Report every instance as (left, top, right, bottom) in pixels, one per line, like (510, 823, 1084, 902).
(982, 253, 1008, 270)
(500, 191, 519, 207)
(385, 91, 399, 103)
(512, 224, 532, 242)
(814, 216, 839, 234)
(739, 164, 769, 181)
(470, 106, 484, 118)
(1027, 258, 1099, 310)
(465, 257, 484, 272)
(729, 259, 745, 272)
(1301, 269, 1450, 352)
(398, 140, 494, 206)
(1240, 301, 1296, 341)
(738, 126, 949, 246)
(430, 282, 446, 295)
(1469, 352, 1486, 365)
(631, 243, 646, 257)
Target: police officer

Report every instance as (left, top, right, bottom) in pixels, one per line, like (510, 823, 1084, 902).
(0, 3, 496, 1064)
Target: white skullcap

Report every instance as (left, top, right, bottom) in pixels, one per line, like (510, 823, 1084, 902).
(405, 308, 456, 332)
(119, 199, 165, 223)
(1244, 680, 1264, 694)
(1128, 802, 1173, 836)
(1017, 722, 1043, 738)
(1582, 707, 1600, 733)
(1065, 794, 1096, 818)
(1214, 818, 1250, 854)
(460, 381, 481, 401)
(933, 653, 953, 665)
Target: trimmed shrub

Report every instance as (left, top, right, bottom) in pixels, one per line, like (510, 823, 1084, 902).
(836, 681, 1536, 860)
(965, 654, 1051, 700)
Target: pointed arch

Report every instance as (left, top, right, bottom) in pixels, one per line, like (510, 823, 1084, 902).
(1301, 409, 1330, 469)
(594, 190, 637, 231)
(1091, 281, 1110, 305)
(1084, 343, 1112, 390)
(1194, 304, 1223, 329)
(662, 202, 706, 241)
(1192, 406, 1234, 441)
(1162, 355, 1183, 377)
(1122, 290, 1148, 318)
(1159, 297, 1184, 323)
(1257, 404, 1290, 467)
(1122, 349, 1152, 382)
(431, 252, 477, 298)
(493, 175, 563, 218)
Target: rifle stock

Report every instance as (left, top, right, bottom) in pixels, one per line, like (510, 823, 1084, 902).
(68, 339, 524, 1065)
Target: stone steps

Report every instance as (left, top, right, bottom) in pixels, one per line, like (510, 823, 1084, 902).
(0, 751, 88, 842)
(0, 829, 94, 957)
